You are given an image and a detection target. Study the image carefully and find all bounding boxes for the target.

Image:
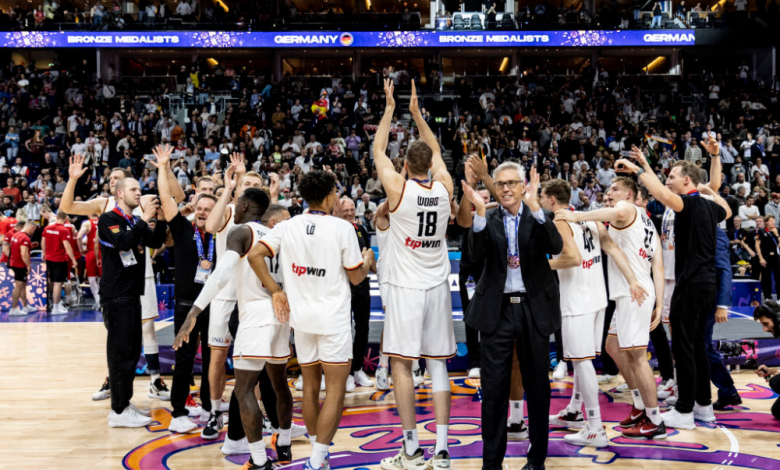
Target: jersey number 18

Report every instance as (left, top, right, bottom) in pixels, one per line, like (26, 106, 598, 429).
(416, 211, 438, 237)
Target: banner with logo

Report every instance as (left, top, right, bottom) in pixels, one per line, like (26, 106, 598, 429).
(1, 30, 697, 48)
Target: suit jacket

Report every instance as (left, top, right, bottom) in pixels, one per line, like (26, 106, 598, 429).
(465, 204, 563, 337)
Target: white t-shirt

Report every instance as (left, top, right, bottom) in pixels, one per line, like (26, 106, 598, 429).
(259, 213, 363, 335)
(739, 204, 760, 230)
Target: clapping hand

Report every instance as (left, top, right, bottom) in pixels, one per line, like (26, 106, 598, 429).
(461, 180, 486, 216)
(523, 166, 541, 212)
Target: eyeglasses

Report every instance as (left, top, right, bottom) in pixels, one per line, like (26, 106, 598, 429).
(495, 180, 522, 189)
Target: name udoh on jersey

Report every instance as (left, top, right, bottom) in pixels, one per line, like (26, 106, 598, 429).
(607, 205, 657, 300)
(387, 180, 451, 289)
(236, 221, 283, 328)
(214, 203, 238, 301)
(556, 221, 608, 316)
(259, 213, 363, 335)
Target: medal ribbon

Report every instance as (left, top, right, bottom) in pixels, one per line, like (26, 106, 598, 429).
(503, 208, 520, 267)
(113, 207, 136, 227)
(193, 224, 214, 263)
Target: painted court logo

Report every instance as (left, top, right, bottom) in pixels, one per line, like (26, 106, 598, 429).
(339, 33, 354, 46)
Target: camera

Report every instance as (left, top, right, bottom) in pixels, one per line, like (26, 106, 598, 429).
(717, 339, 759, 368)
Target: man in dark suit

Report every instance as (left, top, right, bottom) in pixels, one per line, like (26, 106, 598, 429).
(461, 161, 564, 470)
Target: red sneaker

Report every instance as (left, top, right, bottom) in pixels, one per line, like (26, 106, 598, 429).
(621, 417, 667, 440)
(619, 406, 646, 427)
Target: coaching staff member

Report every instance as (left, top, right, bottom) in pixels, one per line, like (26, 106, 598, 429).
(617, 141, 729, 430)
(157, 147, 217, 434)
(99, 178, 166, 427)
(461, 162, 563, 470)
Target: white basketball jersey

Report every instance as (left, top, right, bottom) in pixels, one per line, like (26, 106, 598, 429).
(259, 213, 363, 335)
(236, 221, 283, 328)
(556, 221, 608, 316)
(387, 180, 451, 289)
(106, 196, 153, 279)
(607, 205, 657, 300)
(214, 203, 237, 301)
(661, 207, 676, 281)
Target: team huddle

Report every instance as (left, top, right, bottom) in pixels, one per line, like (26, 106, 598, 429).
(57, 79, 729, 470)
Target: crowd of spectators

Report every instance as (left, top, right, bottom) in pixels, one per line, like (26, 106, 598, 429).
(1, 54, 780, 282)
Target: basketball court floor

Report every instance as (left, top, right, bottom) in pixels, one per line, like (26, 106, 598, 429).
(2, 317, 780, 470)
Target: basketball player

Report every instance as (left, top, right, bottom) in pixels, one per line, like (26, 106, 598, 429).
(246, 170, 375, 470)
(557, 176, 666, 439)
(544, 179, 648, 447)
(63, 148, 184, 401)
(7, 222, 37, 316)
(77, 213, 101, 310)
(174, 186, 294, 469)
(374, 78, 455, 470)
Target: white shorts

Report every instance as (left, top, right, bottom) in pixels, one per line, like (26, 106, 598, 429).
(233, 324, 291, 371)
(141, 277, 159, 321)
(209, 299, 236, 348)
(383, 281, 456, 360)
(662, 279, 675, 324)
(295, 330, 352, 366)
(608, 295, 655, 350)
(562, 309, 605, 361)
(379, 282, 389, 310)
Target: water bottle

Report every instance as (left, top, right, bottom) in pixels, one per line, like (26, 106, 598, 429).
(466, 276, 476, 300)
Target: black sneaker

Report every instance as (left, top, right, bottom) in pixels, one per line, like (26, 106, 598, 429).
(200, 411, 224, 440)
(244, 458, 274, 470)
(507, 420, 529, 440)
(148, 378, 171, 400)
(272, 433, 292, 464)
(713, 393, 743, 410)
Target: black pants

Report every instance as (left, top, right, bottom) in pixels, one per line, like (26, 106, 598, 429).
(669, 283, 716, 414)
(480, 297, 550, 468)
(770, 375, 780, 420)
(351, 287, 371, 373)
(760, 258, 780, 300)
(650, 323, 674, 381)
(599, 300, 619, 375)
(459, 272, 481, 369)
(103, 296, 143, 414)
(171, 302, 212, 418)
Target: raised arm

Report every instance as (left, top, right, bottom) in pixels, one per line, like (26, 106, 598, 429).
(61, 154, 107, 215)
(701, 136, 723, 193)
(597, 223, 648, 305)
(621, 146, 684, 212)
(206, 162, 237, 233)
(154, 146, 179, 222)
(467, 154, 498, 201)
(410, 79, 453, 195)
(372, 78, 405, 206)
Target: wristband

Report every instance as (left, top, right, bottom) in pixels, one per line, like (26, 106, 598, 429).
(636, 168, 645, 177)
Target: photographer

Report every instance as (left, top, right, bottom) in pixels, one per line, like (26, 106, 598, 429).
(753, 302, 780, 419)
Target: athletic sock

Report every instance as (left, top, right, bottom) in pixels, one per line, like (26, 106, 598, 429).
(646, 406, 662, 425)
(509, 399, 524, 424)
(248, 440, 268, 466)
(412, 360, 421, 372)
(151, 373, 161, 383)
(403, 428, 419, 456)
(379, 352, 389, 368)
(434, 425, 448, 454)
(569, 391, 583, 414)
(278, 427, 291, 446)
(310, 442, 329, 468)
(211, 399, 222, 415)
(631, 389, 645, 410)
(585, 407, 602, 431)
(309, 435, 317, 446)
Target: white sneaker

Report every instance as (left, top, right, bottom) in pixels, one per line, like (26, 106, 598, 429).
(553, 361, 567, 380)
(657, 379, 677, 399)
(109, 406, 152, 428)
(51, 304, 68, 315)
(200, 409, 211, 421)
(148, 378, 171, 400)
(221, 436, 249, 455)
(273, 422, 309, 439)
(346, 374, 356, 393)
(616, 383, 629, 392)
(185, 395, 202, 418)
(413, 368, 425, 388)
(354, 369, 374, 387)
(23, 304, 39, 313)
(92, 380, 111, 401)
(380, 448, 426, 470)
(129, 402, 151, 417)
(665, 387, 679, 406)
(294, 376, 303, 391)
(693, 403, 716, 422)
(597, 374, 616, 384)
(425, 450, 450, 470)
(376, 366, 391, 390)
(467, 368, 481, 379)
(661, 408, 696, 430)
(320, 375, 326, 391)
(563, 425, 609, 447)
(549, 408, 586, 429)
(168, 415, 198, 433)
(8, 307, 25, 316)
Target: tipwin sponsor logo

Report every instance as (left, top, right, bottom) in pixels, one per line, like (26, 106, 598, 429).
(292, 263, 326, 277)
(643, 33, 695, 43)
(405, 237, 442, 250)
(582, 255, 601, 269)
